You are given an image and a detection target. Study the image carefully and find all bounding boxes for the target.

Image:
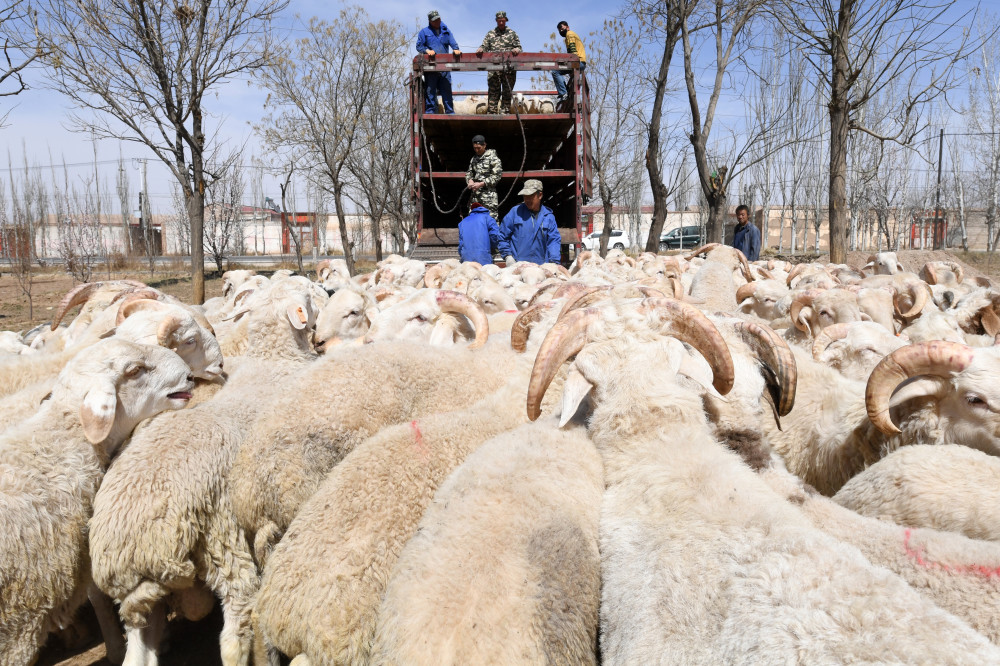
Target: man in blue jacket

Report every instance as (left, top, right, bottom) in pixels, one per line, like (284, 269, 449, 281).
(498, 179, 562, 265)
(731, 204, 761, 261)
(416, 11, 461, 114)
(458, 202, 502, 264)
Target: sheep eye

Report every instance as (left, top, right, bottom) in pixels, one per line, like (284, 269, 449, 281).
(349, 310, 360, 317)
(967, 395, 987, 407)
(411, 314, 428, 323)
(124, 364, 146, 378)
(184, 337, 196, 346)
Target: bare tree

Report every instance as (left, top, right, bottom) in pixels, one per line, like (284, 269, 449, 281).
(945, 132, 970, 251)
(259, 6, 406, 276)
(966, 15, 1000, 251)
(680, 0, 775, 244)
(2, 146, 46, 320)
(774, 0, 980, 264)
(204, 152, 246, 274)
(587, 19, 649, 257)
(50, 158, 106, 283)
(0, 0, 49, 115)
(625, 0, 698, 251)
(344, 30, 410, 263)
(35, 0, 286, 302)
(278, 164, 305, 274)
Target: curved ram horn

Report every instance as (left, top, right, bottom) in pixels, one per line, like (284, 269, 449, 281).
(526, 281, 564, 308)
(526, 308, 600, 421)
(685, 243, 721, 260)
(51, 282, 104, 330)
(894, 280, 928, 319)
(735, 319, 797, 417)
(510, 300, 559, 353)
(436, 290, 489, 350)
(921, 262, 939, 285)
(811, 322, 852, 360)
(734, 248, 755, 283)
(736, 281, 759, 304)
(637, 297, 735, 395)
(789, 289, 823, 334)
(865, 341, 974, 435)
(116, 297, 167, 326)
(785, 263, 808, 288)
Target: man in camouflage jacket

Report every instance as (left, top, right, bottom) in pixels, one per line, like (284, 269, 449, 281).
(477, 11, 522, 114)
(466, 134, 503, 220)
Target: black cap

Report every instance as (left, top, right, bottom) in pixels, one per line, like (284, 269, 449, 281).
(471, 134, 486, 144)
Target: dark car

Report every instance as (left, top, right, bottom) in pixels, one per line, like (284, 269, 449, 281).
(659, 225, 702, 251)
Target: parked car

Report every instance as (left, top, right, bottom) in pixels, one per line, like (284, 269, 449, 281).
(581, 229, 626, 251)
(659, 225, 702, 251)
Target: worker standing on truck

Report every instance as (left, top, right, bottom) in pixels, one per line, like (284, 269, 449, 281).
(551, 21, 586, 108)
(458, 202, 502, 265)
(499, 179, 561, 265)
(466, 134, 502, 221)
(416, 10, 462, 114)
(476, 11, 522, 114)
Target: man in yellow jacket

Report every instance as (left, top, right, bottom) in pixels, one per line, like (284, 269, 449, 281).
(551, 21, 586, 108)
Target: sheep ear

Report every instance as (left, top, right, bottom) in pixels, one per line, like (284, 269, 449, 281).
(793, 307, 813, 333)
(80, 379, 118, 444)
(888, 377, 950, 409)
(559, 366, 593, 428)
(428, 319, 457, 347)
(286, 305, 308, 330)
(221, 308, 250, 322)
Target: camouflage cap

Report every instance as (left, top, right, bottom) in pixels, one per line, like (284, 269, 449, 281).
(428, 10, 440, 20)
(518, 179, 543, 195)
(495, 10, 507, 19)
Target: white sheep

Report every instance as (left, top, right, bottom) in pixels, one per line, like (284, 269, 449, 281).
(527, 301, 1000, 663)
(369, 418, 603, 665)
(761, 463, 1000, 644)
(0, 339, 194, 666)
(88, 279, 319, 666)
(251, 365, 567, 665)
(834, 444, 1000, 542)
(228, 339, 521, 569)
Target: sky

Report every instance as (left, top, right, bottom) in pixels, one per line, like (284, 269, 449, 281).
(0, 0, 612, 216)
(0, 0, 988, 215)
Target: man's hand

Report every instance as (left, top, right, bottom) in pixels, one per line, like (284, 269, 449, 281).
(512, 48, 521, 55)
(469, 181, 484, 191)
(425, 49, 436, 56)
(453, 50, 462, 55)
(476, 47, 484, 55)
(505, 255, 516, 266)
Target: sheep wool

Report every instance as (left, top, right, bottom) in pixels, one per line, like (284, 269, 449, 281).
(370, 419, 603, 665)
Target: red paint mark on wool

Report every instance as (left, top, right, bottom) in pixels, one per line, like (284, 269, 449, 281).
(410, 420, 428, 457)
(903, 529, 1000, 578)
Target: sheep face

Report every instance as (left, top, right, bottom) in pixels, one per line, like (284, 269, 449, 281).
(364, 290, 488, 348)
(931, 350, 1000, 454)
(315, 287, 374, 347)
(115, 307, 224, 380)
(864, 252, 904, 276)
(814, 322, 906, 381)
(55, 339, 193, 447)
(793, 289, 868, 335)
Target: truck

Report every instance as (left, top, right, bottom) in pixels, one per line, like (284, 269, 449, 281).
(408, 52, 593, 264)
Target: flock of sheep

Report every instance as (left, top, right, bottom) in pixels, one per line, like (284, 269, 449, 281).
(2, 244, 1000, 665)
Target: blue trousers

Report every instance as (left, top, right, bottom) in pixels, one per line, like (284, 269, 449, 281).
(551, 62, 586, 98)
(424, 71, 454, 114)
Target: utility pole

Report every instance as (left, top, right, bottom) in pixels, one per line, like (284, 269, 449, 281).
(933, 128, 945, 250)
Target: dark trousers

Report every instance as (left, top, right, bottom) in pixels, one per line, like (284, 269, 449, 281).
(424, 71, 454, 114)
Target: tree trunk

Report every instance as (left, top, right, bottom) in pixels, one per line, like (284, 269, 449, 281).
(333, 183, 356, 276)
(643, 18, 683, 253)
(827, 3, 852, 265)
(599, 191, 614, 258)
(187, 187, 205, 304)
